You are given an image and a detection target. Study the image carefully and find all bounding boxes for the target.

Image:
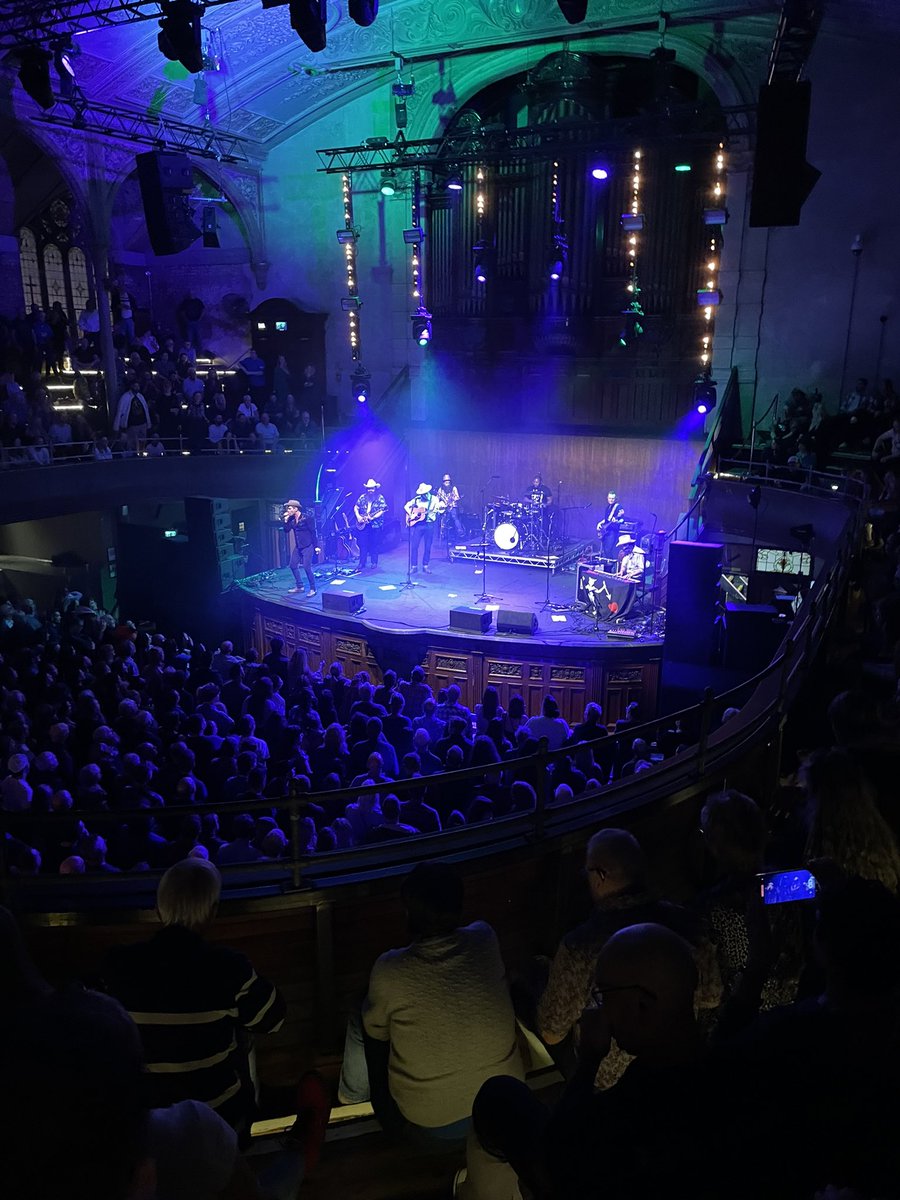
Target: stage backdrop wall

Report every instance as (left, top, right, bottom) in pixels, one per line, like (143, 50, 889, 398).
(405, 429, 699, 542)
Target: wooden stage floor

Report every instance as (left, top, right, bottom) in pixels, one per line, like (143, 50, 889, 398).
(239, 542, 661, 650)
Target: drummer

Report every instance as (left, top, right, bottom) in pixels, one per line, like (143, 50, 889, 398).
(616, 534, 646, 581)
(526, 473, 552, 541)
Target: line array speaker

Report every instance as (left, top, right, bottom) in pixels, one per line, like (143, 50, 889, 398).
(749, 80, 820, 228)
(136, 151, 201, 256)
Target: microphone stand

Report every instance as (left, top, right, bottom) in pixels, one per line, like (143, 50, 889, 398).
(475, 477, 499, 604)
(398, 446, 415, 593)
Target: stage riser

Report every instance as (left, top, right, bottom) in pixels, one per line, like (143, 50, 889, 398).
(247, 600, 660, 727)
(449, 539, 592, 572)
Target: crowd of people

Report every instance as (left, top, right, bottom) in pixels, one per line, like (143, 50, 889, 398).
(0, 587, 693, 877)
(769, 375, 900, 472)
(0, 300, 321, 464)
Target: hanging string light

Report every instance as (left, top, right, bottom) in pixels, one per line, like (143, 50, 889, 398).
(548, 160, 568, 280)
(473, 165, 487, 285)
(619, 147, 645, 346)
(699, 141, 726, 370)
(409, 169, 432, 345)
(411, 169, 421, 304)
(339, 171, 361, 361)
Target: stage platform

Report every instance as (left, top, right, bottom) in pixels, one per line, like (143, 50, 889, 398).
(238, 545, 663, 725)
(448, 537, 592, 572)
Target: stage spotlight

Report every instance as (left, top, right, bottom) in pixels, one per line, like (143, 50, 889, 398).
(53, 42, 78, 100)
(201, 204, 219, 248)
(548, 237, 568, 281)
(697, 289, 722, 307)
(618, 304, 645, 347)
(590, 166, 610, 180)
(350, 366, 371, 404)
(674, 162, 692, 173)
(555, 0, 588, 22)
(158, 0, 205, 73)
(402, 227, 425, 244)
(445, 172, 463, 192)
(411, 309, 433, 347)
(348, 0, 378, 27)
(335, 228, 357, 244)
(474, 259, 487, 284)
(620, 212, 645, 232)
(693, 374, 717, 415)
(340, 296, 361, 311)
(288, 0, 327, 52)
(379, 169, 398, 195)
(17, 46, 53, 109)
(703, 208, 728, 226)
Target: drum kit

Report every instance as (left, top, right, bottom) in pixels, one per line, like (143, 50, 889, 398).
(484, 497, 551, 554)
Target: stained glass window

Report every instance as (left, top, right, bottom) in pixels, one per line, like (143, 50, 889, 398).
(19, 227, 42, 311)
(68, 247, 90, 314)
(43, 244, 67, 310)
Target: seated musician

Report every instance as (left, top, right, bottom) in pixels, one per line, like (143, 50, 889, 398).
(616, 534, 646, 581)
(436, 473, 464, 541)
(527, 474, 552, 541)
(597, 490, 625, 558)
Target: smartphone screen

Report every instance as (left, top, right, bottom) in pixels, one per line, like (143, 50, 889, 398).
(757, 868, 818, 905)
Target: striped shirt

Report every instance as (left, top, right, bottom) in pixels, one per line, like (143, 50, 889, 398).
(104, 924, 284, 1129)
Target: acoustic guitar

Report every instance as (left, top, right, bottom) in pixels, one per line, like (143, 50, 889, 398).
(406, 499, 446, 528)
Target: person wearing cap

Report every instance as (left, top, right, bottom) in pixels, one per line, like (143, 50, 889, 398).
(404, 482, 445, 575)
(354, 478, 388, 571)
(436, 472, 464, 544)
(616, 533, 646, 581)
(283, 499, 320, 598)
(1, 754, 32, 813)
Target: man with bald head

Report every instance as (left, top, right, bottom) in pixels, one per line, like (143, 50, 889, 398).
(536, 827, 702, 1052)
(471, 923, 719, 1199)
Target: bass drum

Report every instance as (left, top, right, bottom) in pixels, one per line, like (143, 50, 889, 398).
(494, 519, 525, 551)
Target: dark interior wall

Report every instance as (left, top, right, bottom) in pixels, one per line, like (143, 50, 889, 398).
(0, 510, 118, 610)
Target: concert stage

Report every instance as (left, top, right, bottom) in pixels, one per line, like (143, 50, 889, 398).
(238, 544, 663, 725)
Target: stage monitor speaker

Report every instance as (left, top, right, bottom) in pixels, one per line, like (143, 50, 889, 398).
(136, 151, 202, 256)
(721, 602, 787, 672)
(497, 608, 538, 636)
(450, 606, 492, 634)
(663, 541, 723, 667)
(749, 80, 820, 227)
(322, 590, 364, 615)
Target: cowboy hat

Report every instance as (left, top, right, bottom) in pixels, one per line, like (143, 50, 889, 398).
(364, 478, 380, 488)
(616, 533, 636, 547)
(416, 482, 432, 496)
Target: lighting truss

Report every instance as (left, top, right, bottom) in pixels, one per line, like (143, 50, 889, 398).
(316, 110, 752, 175)
(23, 91, 254, 162)
(0, 0, 237, 48)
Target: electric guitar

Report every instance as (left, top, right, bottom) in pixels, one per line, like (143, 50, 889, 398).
(355, 505, 386, 531)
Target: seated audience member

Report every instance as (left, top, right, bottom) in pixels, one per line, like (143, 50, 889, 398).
(400, 789, 442, 834)
(536, 829, 703, 1056)
(413, 697, 445, 744)
(349, 717, 399, 778)
(344, 786, 385, 841)
(338, 861, 524, 1159)
(412, 727, 442, 775)
(370, 794, 418, 841)
(471, 924, 718, 1200)
(435, 715, 474, 765)
(801, 747, 900, 892)
(382, 693, 413, 757)
(566, 701, 607, 746)
(103, 858, 285, 1133)
(475, 685, 505, 735)
(524, 695, 571, 749)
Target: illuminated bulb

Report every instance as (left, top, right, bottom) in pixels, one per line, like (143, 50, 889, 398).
(707, 279, 714, 288)
(626, 284, 634, 292)
(707, 261, 716, 270)
(634, 150, 641, 159)
(629, 236, 636, 245)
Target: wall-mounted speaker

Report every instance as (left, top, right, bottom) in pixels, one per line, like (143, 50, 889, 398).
(749, 81, 820, 227)
(136, 151, 201, 256)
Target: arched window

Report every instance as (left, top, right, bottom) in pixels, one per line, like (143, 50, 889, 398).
(18, 228, 42, 310)
(68, 247, 90, 314)
(43, 244, 67, 310)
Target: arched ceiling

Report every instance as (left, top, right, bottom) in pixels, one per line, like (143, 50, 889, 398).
(4, 0, 898, 157)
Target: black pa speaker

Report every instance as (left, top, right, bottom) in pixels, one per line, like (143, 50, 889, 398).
(749, 81, 820, 228)
(497, 608, 538, 636)
(449, 606, 492, 634)
(322, 590, 364, 615)
(663, 541, 723, 667)
(136, 151, 201, 256)
(721, 603, 787, 672)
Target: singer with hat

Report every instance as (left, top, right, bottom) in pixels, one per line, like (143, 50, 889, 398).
(616, 533, 646, 581)
(354, 478, 388, 571)
(404, 482, 445, 574)
(283, 499, 320, 597)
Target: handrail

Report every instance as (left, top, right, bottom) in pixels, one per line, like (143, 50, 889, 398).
(0, 436, 322, 471)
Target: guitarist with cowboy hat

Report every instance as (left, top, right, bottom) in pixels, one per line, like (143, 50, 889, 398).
(404, 482, 445, 575)
(354, 478, 388, 572)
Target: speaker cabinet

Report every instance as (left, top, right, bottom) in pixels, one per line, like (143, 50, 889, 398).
(136, 151, 201, 256)
(749, 81, 820, 227)
(721, 603, 787, 672)
(663, 541, 723, 667)
(322, 590, 364, 615)
(497, 608, 538, 636)
(449, 606, 492, 634)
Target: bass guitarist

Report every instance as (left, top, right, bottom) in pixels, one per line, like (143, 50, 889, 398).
(404, 482, 444, 574)
(353, 477, 387, 571)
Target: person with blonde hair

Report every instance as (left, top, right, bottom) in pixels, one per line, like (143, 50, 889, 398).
(104, 858, 285, 1133)
(801, 748, 900, 893)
